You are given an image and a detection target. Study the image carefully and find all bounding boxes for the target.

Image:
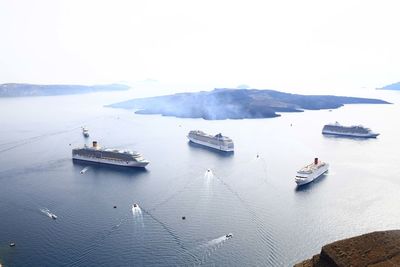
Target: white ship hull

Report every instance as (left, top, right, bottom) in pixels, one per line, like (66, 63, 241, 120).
(188, 136, 234, 152)
(295, 164, 329, 186)
(322, 130, 379, 138)
(72, 154, 149, 168)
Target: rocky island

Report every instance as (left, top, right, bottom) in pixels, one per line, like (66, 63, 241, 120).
(0, 83, 130, 97)
(109, 88, 389, 120)
(295, 230, 400, 266)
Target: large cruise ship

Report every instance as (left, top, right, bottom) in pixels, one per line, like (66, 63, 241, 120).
(295, 158, 329, 186)
(72, 141, 149, 168)
(322, 122, 379, 138)
(187, 130, 234, 152)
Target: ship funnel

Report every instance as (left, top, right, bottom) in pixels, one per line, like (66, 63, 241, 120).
(314, 158, 318, 165)
(93, 141, 98, 148)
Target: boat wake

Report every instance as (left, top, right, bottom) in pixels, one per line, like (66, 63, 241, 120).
(204, 169, 214, 180)
(132, 204, 143, 216)
(205, 234, 232, 247)
(0, 115, 111, 155)
(131, 204, 144, 227)
(149, 173, 203, 212)
(211, 171, 283, 266)
(40, 208, 57, 220)
(140, 207, 199, 263)
(190, 234, 233, 265)
(69, 203, 141, 267)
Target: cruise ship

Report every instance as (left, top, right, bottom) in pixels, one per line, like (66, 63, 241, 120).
(72, 141, 149, 168)
(322, 122, 379, 138)
(295, 158, 329, 186)
(187, 130, 234, 152)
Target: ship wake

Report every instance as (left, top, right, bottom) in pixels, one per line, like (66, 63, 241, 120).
(40, 208, 57, 219)
(188, 234, 233, 265)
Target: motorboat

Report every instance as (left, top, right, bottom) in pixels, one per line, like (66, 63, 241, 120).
(82, 127, 89, 137)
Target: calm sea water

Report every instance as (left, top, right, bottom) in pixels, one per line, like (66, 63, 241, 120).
(0, 89, 399, 266)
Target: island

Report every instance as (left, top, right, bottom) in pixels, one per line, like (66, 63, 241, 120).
(0, 83, 130, 97)
(108, 88, 389, 120)
(377, 81, 400, 90)
(295, 230, 400, 266)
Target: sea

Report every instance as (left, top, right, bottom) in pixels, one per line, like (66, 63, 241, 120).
(0, 88, 399, 266)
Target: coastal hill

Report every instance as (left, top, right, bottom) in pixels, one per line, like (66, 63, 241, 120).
(0, 83, 130, 97)
(377, 81, 400, 90)
(295, 230, 400, 266)
(109, 88, 389, 120)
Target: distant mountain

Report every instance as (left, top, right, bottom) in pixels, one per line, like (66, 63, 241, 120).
(377, 82, 400, 90)
(0, 83, 130, 97)
(109, 88, 389, 120)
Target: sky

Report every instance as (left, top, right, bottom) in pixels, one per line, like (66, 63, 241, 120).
(0, 0, 399, 93)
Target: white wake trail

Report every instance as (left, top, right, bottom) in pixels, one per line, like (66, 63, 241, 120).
(40, 208, 57, 219)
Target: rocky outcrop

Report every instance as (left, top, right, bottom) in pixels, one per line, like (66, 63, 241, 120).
(295, 230, 400, 267)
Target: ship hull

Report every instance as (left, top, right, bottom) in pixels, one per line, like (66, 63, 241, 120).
(72, 155, 149, 168)
(188, 136, 234, 152)
(295, 164, 329, 186)
(322, 130, 379, 138)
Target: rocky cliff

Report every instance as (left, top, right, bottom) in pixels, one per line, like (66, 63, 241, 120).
(295, 230, 400, 267)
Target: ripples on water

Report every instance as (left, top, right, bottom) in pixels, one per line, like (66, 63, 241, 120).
(0, 91, 399, 266)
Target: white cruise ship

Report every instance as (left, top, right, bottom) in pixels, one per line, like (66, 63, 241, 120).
(295, 158, 329, 186)
(187, 130, 234, 152)
(72, 141, 149, 168)
(322, 122, 379, 138)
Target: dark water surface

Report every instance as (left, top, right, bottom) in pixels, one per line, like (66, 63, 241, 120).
(0, 90, 399, 266)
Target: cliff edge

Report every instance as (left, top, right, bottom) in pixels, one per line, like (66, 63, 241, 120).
(295, 230, 400, 267)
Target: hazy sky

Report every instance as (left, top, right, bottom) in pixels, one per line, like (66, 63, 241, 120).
(1, 0, 399, 92)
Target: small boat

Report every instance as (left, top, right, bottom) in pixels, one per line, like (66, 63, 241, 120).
(9, 242, 16, 247)
(207, 169, 211, 172)
(225, 233, 233, 238)
(51, 214, 57, 220)
(82, 127, 89, 138)
(133, 203, 138, 208)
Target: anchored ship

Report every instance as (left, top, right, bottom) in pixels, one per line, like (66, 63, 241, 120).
(72, 141, 149, 168)
(187, 130, 234, 152)
(322, 122, 379, 138)
(295, 158, 329, 186)
(82, 127, 89, 137)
